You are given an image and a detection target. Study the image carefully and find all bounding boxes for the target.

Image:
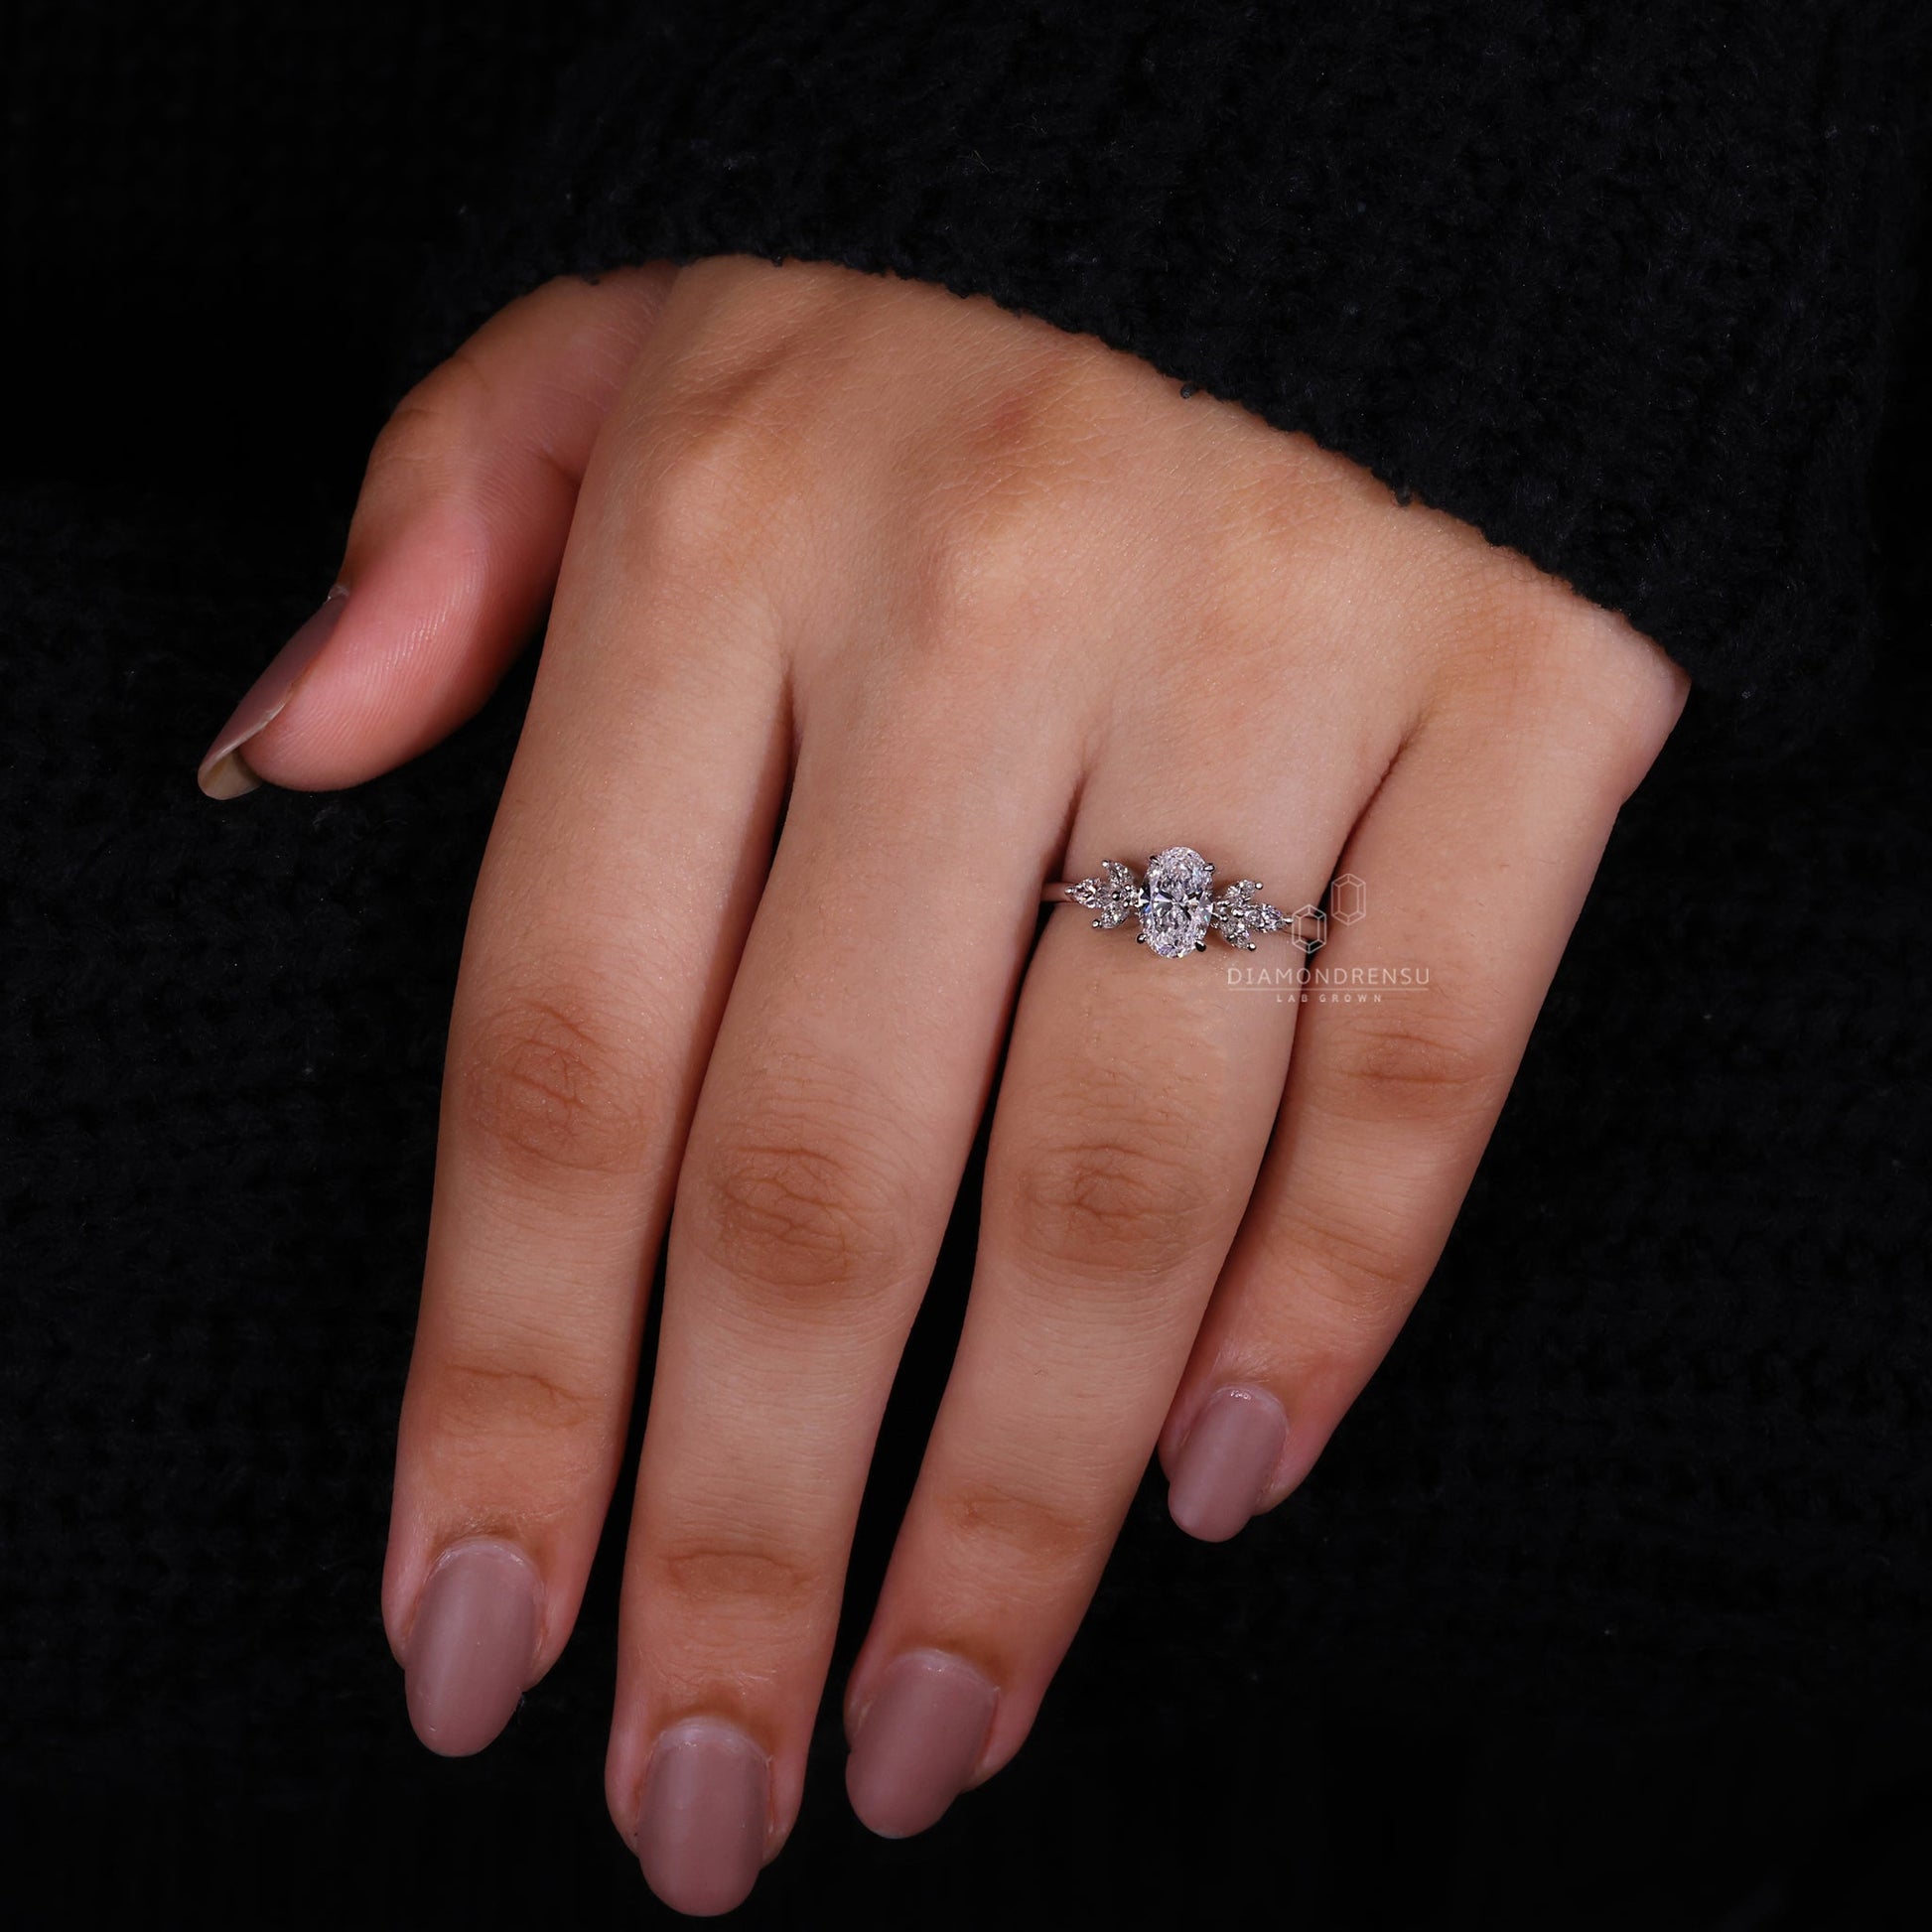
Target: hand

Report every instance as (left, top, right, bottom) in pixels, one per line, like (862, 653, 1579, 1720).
(200, 254, 1686, 1915)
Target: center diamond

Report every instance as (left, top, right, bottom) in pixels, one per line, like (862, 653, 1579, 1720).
(1139, 846, 1215, 957)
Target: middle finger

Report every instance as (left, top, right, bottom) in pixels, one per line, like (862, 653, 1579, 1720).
(612, 656, 1079, 1912)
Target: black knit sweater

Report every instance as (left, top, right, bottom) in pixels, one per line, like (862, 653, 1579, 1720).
(399, 0, 1932, 751)
(4, 4, 1929, 1925)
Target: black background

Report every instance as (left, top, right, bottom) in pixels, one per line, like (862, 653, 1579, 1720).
(3, 4, 1928, 1925)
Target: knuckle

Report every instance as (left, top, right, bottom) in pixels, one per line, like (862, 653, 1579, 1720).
(685, 1074, 909, 1307)
(453, 982, 651, 1184)
(635, 439, 768, 568)
(1554, 640, 1690, 802)
(935, 1478, 1094, 1575)
(646, 1533, 824, 1619)
(1431, 575, 1685, 803)
(1317, 1011, 1503, 1127)
(364, 400, 449, 493)
(424, 1350, 603, 1451)
(1267, 1203, 1419, 1345)
(911, 371, 1103, 627)
(367, 347, 492, 483)
(623, 378, 797, 569)
(1006, 1099, 1221, 1288)
(914, 493, 1060, 628)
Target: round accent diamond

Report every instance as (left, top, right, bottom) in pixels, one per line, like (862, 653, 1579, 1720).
(1139, 846, 1215, 957)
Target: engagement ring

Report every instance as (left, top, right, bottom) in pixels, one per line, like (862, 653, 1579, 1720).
(1042, 846, 1325, 957)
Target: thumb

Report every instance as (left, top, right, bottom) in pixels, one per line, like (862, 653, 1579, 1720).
(197, 262, 678, 798)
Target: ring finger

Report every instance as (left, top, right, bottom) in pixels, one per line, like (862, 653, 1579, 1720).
(839, 726, 1378, 1836)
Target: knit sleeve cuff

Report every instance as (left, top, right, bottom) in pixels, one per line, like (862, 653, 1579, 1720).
(391, 0, 1930, 751)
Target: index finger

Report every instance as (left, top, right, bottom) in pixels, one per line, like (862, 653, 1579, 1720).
(380, 413, 790, 1756)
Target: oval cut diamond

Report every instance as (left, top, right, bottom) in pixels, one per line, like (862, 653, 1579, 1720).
(1139, 846, 1214, 957)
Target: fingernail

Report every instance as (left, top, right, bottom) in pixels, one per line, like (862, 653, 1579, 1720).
(197, 584, 348, 798)
(1168, 1384, 1289, 1542)
(633, 1717, 769, 1917)
(845, 1648, 998, 1839)
(402, 1537, 542, 1756)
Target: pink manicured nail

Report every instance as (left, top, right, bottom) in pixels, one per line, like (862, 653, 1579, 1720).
(846, 1648, 998, 1839)
(197, 584, 348, 799)
(1168, 1385, 1288, 1542)
(402, 1537, 541, 1756)
(633, 1717, 769, 1917)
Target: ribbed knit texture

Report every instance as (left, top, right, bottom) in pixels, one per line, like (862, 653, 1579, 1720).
(396, 0, 1932, 752)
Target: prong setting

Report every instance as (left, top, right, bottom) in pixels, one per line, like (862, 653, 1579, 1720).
(1062, 850, 1302, 959)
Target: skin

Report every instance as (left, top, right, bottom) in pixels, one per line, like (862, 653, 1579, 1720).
(204, 255, 1687, 1908)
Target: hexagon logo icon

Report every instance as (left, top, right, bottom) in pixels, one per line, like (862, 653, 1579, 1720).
(1329, 874, 1367, 925)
